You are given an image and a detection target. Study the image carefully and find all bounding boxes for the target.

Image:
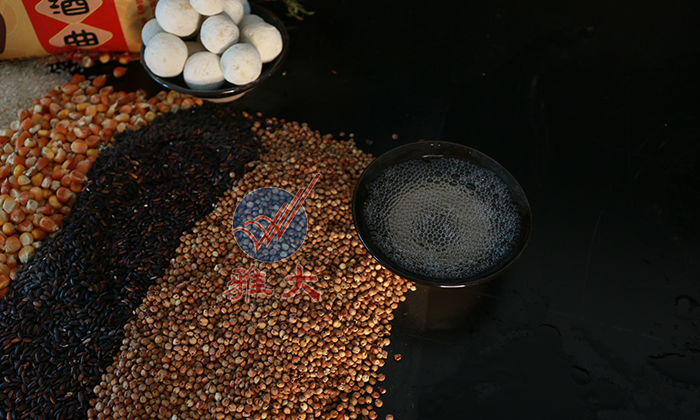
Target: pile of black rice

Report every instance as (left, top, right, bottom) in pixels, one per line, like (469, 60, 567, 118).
(0, 103, 263, 419)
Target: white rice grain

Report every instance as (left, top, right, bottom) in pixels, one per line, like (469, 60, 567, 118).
(0, 58, 72, 129)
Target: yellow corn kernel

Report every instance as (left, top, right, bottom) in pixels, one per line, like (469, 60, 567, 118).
(2, 222, 15, 235)
(31, 173, 44, 187)
(48, 195, 62, 208)
(18, 245, 35, 264)
(12, 165, 26, 178)
(144, 111, 157, 122)
(19, 232, 33, 246)
(2, 198, 17, 214)
(42, 147, 56, 161)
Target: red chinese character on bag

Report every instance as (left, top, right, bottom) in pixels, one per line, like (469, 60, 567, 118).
(223, 266, 272, 303)
(282, 265, 320, 302)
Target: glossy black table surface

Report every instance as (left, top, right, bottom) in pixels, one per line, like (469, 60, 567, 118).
(111, 1, 700, 418)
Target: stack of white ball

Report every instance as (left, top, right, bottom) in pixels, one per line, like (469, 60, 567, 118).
(142, 0, 283, 90)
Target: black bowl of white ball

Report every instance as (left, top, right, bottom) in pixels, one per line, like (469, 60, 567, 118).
(141, 2, 289, 102)
(352, 141, 532, 288)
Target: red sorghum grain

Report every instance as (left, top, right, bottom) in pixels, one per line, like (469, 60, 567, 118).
(91, 118, 413, 419)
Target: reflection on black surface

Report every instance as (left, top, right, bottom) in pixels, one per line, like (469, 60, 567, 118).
(400, 280, 501, 332)
(665, 160, 700, 241)
(383, 17, 700, 420)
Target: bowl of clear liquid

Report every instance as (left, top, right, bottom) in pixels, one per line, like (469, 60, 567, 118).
(352, 141, 532, 288)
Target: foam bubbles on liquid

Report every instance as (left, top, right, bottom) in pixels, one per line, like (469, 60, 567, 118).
(363, 158, 522, 280)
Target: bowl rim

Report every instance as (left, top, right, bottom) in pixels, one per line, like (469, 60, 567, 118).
(352, 141, 533, 288)
(141, 3, 289, 98)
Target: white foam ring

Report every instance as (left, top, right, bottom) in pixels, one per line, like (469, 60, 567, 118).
(363, 158, 522, 280)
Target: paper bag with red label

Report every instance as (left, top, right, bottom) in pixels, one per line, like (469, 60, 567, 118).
(0, 0, 156, 60)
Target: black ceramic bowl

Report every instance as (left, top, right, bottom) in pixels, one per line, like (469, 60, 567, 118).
(141, 4, 288, 102)
(352, 141, 532, 288)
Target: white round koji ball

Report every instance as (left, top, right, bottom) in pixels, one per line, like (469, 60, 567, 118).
(238, 14, 263, 30)
(241, 22, 282, 63)
(141, 18, 164, 46)
(200, 14, 240, 54)
(220, 43, 262, 85)
(185, 41, 207, 57)
(222, 0, 245, 24)
(144, 32, 188, 78)
(183, 52, 225, 90)
(155, 0, 200, 37)
(240, 0, 250, 14)
(190, 0, 223, 16)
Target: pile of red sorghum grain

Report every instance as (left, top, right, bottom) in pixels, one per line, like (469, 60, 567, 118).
(0, 103, 261, 419)
(90, 119, 411, 420)
(0, 73, 201, 298)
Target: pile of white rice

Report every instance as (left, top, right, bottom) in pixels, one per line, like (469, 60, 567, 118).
(0, 58, 73, 129)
